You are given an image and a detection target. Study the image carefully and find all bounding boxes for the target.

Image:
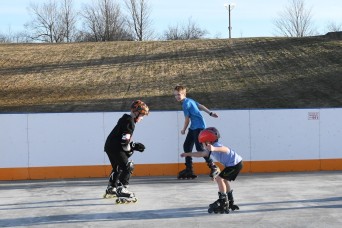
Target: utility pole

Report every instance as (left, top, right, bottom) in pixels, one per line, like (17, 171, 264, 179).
(224, 3, 236, 39)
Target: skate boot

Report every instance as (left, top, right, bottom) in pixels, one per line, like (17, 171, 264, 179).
(208, 192, 229, 214)
(208, 162, 220, 180)
(103, 186, 117, 199)
(227, 190, 239, 211)
(177, 166, 197, 179)
(115, 185, 138, 204)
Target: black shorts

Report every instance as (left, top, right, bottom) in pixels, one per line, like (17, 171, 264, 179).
(219, 161, 243, 181)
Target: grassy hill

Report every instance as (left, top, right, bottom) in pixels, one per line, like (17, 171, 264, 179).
(0, 34, 341, 113)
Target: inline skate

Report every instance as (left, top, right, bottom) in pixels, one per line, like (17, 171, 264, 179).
(103, 186, 117, 199)
(115, 185, 138, 204)
(177, 167, 198, 179)
(228, 190, 239, 211)
(208, 192, 229, 214)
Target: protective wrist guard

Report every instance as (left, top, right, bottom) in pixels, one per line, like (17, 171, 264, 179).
(130, 142, 145, 152)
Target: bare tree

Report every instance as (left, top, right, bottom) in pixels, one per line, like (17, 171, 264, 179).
(124, 0, 154, 41)
(163, 17, 208, 40)
(182, 18, 209, 39)
(273, 0, 315, 37)
(11, 31, 31, 43)
(25, 0, 77, 42)
(326, 21, 342, 33)
(25, 1, 60, 42)
(163, 24, 183, 40)
(60, 0, 77, 42)
(0, 33, 10, 43)
(0, 26, 13, 43)
(80, 0, 133, 42)
(0, 26, 30, 43)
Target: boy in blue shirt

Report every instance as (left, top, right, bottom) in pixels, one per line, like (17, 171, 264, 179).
(181, 127, 243, 213)
(174, 85, 219, 179)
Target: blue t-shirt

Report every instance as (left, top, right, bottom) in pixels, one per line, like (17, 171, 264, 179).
(182, 98, 206, 130)
(210, 141, 242, 167)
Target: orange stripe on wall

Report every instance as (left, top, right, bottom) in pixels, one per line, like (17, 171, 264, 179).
(0, 159, 341, 181)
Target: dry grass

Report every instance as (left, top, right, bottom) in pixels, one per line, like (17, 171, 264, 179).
(0, 35, 341, 113)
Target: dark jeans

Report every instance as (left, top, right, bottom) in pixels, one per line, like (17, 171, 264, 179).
(183, 128, 213, 168)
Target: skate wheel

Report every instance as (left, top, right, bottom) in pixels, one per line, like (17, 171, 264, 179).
(105, 195, 115, 199)
(231, 205, 239, 211)
(208, 208, 214, 214)
(115, 199, 121, 204)
(103, 193, 107, 198)
(133, 198, 138, 203)
(224, 209, 230, 214)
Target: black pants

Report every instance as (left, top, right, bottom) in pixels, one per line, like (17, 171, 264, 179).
(183, 128, 213, 167)
(105, 150, 131, 187)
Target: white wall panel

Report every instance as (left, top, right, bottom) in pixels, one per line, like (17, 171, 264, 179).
(0, 114, 28, 167)
(134, 111, 179, 164)
(1, 108, 341, 169)
(250, 109, 320, 160)
(206, 110, 251, 161)
(104, 111, 180, 164)
(28, 113, 104, 167)
(320, 108, 342, 158)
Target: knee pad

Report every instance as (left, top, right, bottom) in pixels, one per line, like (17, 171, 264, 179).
(126, 161, 135, 174)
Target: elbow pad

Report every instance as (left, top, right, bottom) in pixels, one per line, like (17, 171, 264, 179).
(121, 133, 132, 152)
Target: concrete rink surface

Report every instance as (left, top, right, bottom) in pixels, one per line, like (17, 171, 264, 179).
(0, 171, 341, 228)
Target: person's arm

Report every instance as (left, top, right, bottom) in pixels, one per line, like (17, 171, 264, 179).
(198, 104, 218, 118)
(180, 151, 210, 158)
(205, 143, 229, 153)
(181, 116, 190, 134)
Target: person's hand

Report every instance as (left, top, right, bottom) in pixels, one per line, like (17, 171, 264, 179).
(181, 129, 186, 135)
(205, 143, 214, 151)
(131, 142, 145, 152)
(210, 112, 218, 118)
(180, 153, 187, 157)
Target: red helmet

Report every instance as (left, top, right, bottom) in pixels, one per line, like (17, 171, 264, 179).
(131, 100, 149, 116)
(198, 127, 220, 143)
(206, 127, 220, 139)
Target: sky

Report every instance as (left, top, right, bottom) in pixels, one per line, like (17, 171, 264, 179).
(0, 0, 341, 39)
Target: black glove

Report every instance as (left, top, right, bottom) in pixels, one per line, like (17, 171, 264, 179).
(131, 142, 145, 152)
(126, 151, 134, 157)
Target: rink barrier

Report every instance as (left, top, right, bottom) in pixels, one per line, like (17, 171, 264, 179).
(0, 159, 341, 180)
(1, 108, 341, 180)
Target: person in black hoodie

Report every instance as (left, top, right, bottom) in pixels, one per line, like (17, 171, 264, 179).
(103, 100, 149, 202)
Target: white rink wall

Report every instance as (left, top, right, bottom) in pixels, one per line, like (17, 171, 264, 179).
(0, 108, 342, 169)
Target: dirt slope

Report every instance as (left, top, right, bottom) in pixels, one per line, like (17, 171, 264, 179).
(0, 35, 341, 113)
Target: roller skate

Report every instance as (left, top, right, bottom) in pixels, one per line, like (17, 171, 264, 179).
(208, 162, 220, 180)
(103, 186, 117, 199)
(115, 185, 138, 204)
(208, 192, 229, 214)
(228, 190, 239, 211)
(177, 167, 197, 179)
